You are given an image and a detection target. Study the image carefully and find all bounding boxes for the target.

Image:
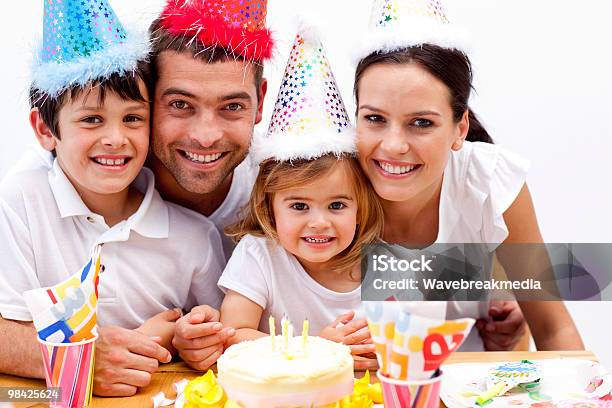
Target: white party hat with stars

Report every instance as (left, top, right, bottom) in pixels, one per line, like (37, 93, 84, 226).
(250, 27, 355, 164)
(354, 0, 468, 63)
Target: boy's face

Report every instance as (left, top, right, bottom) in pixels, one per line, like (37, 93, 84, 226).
(53, 80, 150, 197)
(151, 51, 266, 195)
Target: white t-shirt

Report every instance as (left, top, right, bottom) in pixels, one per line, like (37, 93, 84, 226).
(6, 144, 257, 260)
(0, 160, 225, 329)
(437, 141, 530, 350)
(208, 159, 257, 260)
(218, 235, 362, 335)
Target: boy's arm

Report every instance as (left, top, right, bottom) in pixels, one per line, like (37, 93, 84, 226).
(221, 290, 267, 346)
(0, 317, 44, 378)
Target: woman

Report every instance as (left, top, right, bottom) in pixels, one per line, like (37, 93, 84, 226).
(353, 0, 583, 351)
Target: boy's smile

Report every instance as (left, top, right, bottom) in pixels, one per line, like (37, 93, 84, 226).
(50, 80, 150, 206)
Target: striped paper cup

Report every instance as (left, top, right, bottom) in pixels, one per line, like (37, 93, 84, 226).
(377, 369, 442, 408)
(38, 335, 97, 408)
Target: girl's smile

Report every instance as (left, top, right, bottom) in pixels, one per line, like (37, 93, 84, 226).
(272, 163, 358, 275)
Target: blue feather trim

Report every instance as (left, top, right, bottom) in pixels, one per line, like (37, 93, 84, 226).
(31, 30, 150, 98)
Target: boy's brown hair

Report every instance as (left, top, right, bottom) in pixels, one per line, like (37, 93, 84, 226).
(29, 60, 152, 140)
(227, 154, 384, 274)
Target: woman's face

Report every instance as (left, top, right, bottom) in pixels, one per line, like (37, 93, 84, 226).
(356, 62, 468, 202)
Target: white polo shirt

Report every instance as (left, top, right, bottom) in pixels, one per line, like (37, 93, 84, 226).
(6, 144, 257, 261)
(0, 160, 225, 329)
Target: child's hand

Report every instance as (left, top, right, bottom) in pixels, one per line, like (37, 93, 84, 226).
(136, 308, 182, 355)
(172, 305, 236, 371)
(319, 311, 378, 370)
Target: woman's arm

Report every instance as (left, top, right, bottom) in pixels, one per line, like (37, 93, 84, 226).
(220, 290, 267, 346)
(498, 183, 584, 350)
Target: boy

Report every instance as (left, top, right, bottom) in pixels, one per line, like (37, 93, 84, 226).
(0, 0, 225, 396)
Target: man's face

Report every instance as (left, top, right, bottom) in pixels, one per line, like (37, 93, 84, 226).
(151, 51, 266, 194)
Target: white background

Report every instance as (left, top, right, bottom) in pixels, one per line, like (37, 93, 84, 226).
(2, 1, 610, 366)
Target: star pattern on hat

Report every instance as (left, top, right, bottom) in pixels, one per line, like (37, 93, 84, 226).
(377, 0, 449, 28)
(268, 34, 351, 136)
(194, 0, 267, 32)
(43, 0, 127, 63)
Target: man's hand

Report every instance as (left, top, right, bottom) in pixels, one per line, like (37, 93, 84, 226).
(94, 326, 172, 396)
(172, 305, 235, 371)
(319, 311, 378, 370)
(476, 300, 526, 351)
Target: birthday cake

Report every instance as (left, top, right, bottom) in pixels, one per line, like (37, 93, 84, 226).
(217, 335, 354, 408)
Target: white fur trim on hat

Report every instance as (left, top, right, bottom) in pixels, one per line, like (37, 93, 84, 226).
(352, 17, 470, 65)
(250, 127, 357, 164)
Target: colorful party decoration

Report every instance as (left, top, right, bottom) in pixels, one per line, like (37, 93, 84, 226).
(32, 0, 150, 97)
(250, 26, 355, 164)
(39, 336, 97, 408)
(24, 245, 102, 343)
(364, 301, 474, 381)
(159, 0, 274, 62)
(354, 0, 469, 63)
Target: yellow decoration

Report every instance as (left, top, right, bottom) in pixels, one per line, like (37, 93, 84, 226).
(321, 371, 383, 408)
(184, 370, 227, 408)
(408, 335, 424, 352)
(384, 322, 395, 340)
(353, 371, 383, 404)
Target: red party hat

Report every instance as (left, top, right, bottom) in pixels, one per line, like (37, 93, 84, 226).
(159, 0, 274, 61)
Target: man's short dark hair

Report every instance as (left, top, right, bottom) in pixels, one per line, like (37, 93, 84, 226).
(148, 18, 264, 97)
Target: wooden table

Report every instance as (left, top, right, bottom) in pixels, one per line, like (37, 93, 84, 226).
(0, 351, 598, 407)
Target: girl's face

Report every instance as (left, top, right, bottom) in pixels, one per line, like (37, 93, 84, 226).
(356, 63, 468, 202)
(272, 163, 358, 273)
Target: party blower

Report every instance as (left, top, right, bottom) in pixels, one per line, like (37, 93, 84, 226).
(365, 302, 475, 408)
(23, 245, 102, 408)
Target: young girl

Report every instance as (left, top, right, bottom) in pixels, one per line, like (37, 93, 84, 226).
(352, 0, 583, 350)
(217, 29, 384, 369)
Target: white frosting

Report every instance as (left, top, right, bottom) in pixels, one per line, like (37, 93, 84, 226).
(217, 335, 354, 398)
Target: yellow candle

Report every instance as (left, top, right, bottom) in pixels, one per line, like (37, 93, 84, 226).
(302, 319, 309, 350)
(281, 316, 289, 354)
(269, 316, 276, 351)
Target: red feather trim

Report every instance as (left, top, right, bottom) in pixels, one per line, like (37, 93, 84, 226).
(160, 1, 274, 61)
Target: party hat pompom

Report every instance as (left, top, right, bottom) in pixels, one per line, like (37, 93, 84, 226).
(32, 0, 150, 98)
(354, 0, 469, 63)
(250, 27, 355, 164)
(159, 0, 274, 62)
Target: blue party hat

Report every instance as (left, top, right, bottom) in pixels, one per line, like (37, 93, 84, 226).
(32, 0, 149, 97)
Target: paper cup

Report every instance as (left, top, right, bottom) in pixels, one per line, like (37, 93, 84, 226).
(38, 335, 97, 408)
(377, 370, 443, 408)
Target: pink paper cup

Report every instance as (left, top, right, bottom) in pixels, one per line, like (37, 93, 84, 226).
(37, 335, 97, 408)
(377, 370, 443, 408)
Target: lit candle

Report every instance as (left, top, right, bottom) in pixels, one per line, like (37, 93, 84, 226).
(269, 316, 276, 351)
(281, 316, 289, 354)
(302, 319, 309, 350)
